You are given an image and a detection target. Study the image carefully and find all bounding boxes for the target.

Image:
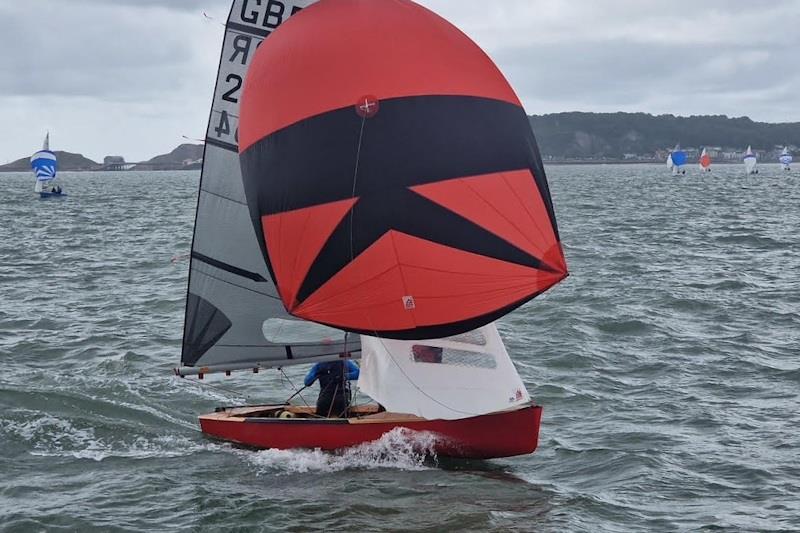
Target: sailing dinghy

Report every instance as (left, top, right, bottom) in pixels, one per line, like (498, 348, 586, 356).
(779, 147, 792, 171)
(699, 148, 712, 172)
(743, 145, 758, 174)
(178, 0, 567, 459)
(31, 133, 65, 198)
(669, 144, 687, 175)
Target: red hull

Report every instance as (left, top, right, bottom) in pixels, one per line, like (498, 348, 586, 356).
(200, 405, 542, 459)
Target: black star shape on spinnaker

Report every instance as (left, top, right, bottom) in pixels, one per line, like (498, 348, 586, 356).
(295, 186, 560, 305)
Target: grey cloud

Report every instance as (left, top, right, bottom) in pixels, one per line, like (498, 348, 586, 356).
(1, 0, 798, 163)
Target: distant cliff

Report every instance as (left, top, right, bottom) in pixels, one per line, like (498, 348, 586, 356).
(134, 144, 204, 170)
(529, 112, 800, 159)
(0, 151, 98, 172)
(0, 144, 204, 172)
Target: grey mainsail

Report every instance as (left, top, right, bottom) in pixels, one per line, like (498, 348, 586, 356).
(178, 0, 358, 376)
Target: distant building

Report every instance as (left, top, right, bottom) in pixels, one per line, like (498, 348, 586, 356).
(104, 155, 125, 165)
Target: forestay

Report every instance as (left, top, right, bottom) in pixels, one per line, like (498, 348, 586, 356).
(358, 323, 531, 420)
(178, 0, 359, 377)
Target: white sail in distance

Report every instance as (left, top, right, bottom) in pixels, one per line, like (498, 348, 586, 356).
(743, 145, 758, 174)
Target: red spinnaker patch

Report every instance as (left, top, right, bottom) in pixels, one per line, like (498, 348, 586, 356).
(411, 169, 567, 274)
(239, 0, 521, 150)
(262, 198, 358, 308)
(292, 231, 565, 333)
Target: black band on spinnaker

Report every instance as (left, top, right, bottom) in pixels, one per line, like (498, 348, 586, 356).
(240, 95, 544, 216)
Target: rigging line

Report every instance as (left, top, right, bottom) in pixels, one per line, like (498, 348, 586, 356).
(341, 114, 368, 417)
(280, 368, 310, 408)
(349, 114, 368, 263)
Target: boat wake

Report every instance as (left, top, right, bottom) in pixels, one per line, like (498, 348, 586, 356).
(4, 409, 220, 462)
(242, 428, 443, 474)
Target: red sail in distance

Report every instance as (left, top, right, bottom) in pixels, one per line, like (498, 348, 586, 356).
(238, 0, 568, 340)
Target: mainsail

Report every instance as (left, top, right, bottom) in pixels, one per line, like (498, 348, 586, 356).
(699, 148, 711, 171)
(31, 132, 57, 192)
(743, 145, 757, 174)
(177, 0, 358, 377)
(779, 147, 792, 170)
(238, 0, 568, 340)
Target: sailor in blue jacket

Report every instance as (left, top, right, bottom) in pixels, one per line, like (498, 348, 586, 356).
(304, 359, 360, 417)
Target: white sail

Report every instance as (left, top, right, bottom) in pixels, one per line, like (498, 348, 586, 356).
(743, 145, 757, 174)
(177, 0, 355, 376)
(358, 324, 531, 420)
(666, 153, 674, 169)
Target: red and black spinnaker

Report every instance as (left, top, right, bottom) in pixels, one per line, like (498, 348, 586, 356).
(238, 0, 567, 340)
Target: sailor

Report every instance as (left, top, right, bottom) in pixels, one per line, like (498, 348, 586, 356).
(304, 357, 360, 418)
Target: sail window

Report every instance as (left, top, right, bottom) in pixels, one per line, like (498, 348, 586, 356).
(411, 345, 496, 369)
(442, 331, 487, 346)
(262, 318, 346, 345)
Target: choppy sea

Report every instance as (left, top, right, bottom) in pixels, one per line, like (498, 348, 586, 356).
(1, 165, 798, 532)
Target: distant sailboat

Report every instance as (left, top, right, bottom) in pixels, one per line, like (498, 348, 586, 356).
(670, 144, 687, 175)
(699, 148, 712, 172)
(743, 145, 758, 174)
(30, 132, 65, 198)
(779, 146, 792, 171)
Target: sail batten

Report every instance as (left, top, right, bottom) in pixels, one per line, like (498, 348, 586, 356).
(178, 0, 354, 375)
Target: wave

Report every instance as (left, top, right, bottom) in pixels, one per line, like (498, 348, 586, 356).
(3, 409, 218, 461)
(241, 428, 441, 475)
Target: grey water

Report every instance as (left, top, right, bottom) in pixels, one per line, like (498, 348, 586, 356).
(1, 165, 798, 532)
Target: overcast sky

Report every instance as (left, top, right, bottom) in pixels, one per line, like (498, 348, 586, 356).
(1, 0, 798, 163)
